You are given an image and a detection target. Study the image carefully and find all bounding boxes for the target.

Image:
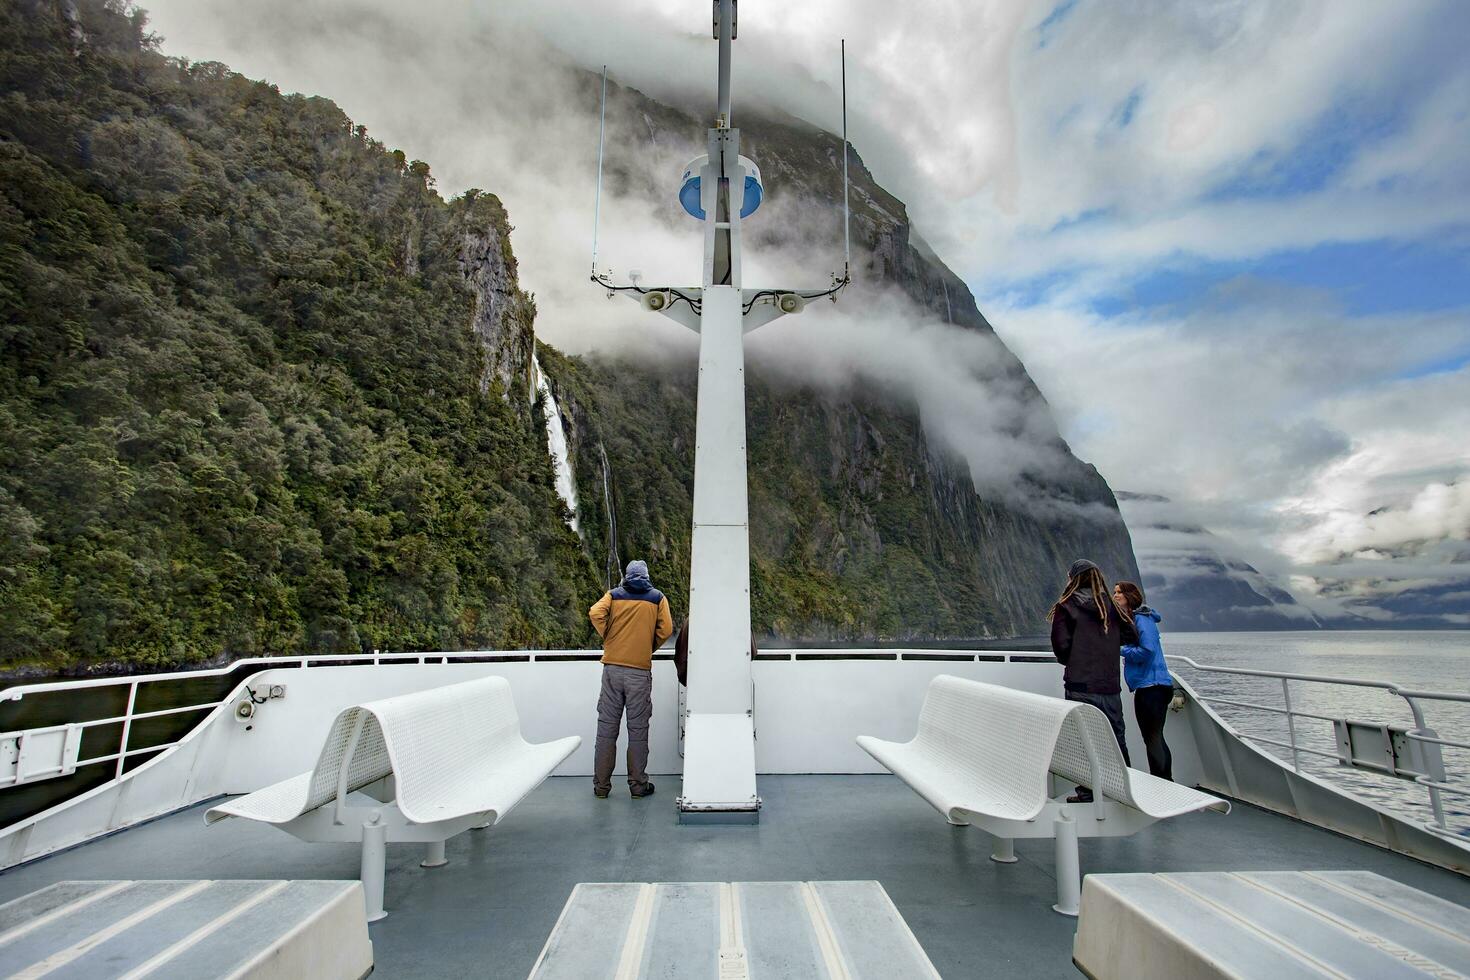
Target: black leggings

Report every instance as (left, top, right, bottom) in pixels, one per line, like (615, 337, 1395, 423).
(1133, 685, 1174, 780)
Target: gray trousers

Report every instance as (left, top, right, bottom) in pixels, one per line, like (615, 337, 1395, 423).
(594, 664, 653, 792)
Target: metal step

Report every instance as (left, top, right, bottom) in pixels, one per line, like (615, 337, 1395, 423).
(0, 880, 372, 979)
(528, 880, 940, 979)
(1074, 870, 1470, 979)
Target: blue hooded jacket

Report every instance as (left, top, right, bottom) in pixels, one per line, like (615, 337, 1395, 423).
(1120, 605, 1173, 691)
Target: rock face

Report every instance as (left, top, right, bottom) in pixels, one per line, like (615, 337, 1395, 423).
(456, 212, 537, 408)
(1117, 493, 1322, 631)
(531, 83, 1140, 641)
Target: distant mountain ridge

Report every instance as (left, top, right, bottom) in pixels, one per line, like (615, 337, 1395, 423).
(1117, 493, 1322, 631)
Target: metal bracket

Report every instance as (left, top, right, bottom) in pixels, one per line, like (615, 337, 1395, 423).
(1333, 719, 1446, 782)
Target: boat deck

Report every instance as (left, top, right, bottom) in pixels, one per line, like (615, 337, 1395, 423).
(2, 775, 1467, 978)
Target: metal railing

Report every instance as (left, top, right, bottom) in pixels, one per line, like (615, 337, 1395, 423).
(0, 650, 609, 792)
(0, 647, 1056, 796)
(1169, 655, 1470, 839)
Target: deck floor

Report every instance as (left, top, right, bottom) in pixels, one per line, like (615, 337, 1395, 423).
(2, 775, 1468, 978)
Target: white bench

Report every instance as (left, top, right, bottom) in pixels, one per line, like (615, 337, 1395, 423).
(856, 675, 1229, 915)
(206, 677, 579, 921)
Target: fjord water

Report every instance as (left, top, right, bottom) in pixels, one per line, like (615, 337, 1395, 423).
(1166, 630, 1470, 835)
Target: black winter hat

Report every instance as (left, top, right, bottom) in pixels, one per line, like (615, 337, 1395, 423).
(1068, 558, 1100, 579)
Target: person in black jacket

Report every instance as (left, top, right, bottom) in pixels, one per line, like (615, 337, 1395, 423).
(1050, 558, 1140, 802)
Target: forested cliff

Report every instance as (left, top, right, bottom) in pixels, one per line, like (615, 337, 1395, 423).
(0, 0, 596, 673)
(0, 0, 1136, 676)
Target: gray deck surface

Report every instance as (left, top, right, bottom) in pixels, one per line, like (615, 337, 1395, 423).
(1, 775, 1468, 979)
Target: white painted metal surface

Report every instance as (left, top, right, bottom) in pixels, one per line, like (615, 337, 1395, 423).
(3, 654, 1468, 880)
(858, 675, 1229, 914)
(1172, 674, 1470, 874)
(0, 879, 372, 979)
(0, 657, 1149, 871)
(1170, 654, 1470, 839)
(1073, 870, 1470, 979)
(587, 0, 853, 818)
(528, 880, 940, 980)
(206, 677, 579, 919)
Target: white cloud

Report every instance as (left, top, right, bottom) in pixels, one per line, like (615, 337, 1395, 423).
(136, 0, 1470, 621)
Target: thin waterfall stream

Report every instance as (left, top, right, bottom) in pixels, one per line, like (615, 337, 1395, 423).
(532, 354, 580, 534)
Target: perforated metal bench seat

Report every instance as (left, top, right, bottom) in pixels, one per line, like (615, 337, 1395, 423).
(206, 676, 580, 920)
(1073, 870, 1470, 979)
(857, 675, 1229, 915)
(0, 879, 372, 979)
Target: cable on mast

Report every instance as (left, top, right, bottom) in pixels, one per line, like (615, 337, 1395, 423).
(591, 65, 608, 277)
(841, 39, 850, 282)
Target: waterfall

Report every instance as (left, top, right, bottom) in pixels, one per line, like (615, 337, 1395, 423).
(532, 355, 580, 534)
(599, 443, 621, 589)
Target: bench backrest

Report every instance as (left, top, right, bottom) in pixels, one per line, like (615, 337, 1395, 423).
(301, 677, 524, 817)
(915, 676, 1133, 806)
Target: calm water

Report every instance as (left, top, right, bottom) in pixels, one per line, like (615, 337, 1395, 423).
(1165, 631, 1470, 836)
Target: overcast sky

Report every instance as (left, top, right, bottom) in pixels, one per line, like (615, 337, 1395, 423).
(139, 0, 1470, 623)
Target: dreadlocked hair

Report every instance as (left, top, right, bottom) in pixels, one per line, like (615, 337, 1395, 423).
(1048, 567, 1117, 633)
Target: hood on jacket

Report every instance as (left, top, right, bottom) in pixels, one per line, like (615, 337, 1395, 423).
(621, 559, 652, 593)
(1068, 591, 1098, 611)
(1134, 604, 1161, 623)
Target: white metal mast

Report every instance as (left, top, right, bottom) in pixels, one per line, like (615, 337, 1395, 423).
(593, 0, 849, 821)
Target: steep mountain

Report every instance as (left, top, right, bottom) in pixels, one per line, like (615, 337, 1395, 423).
(0, 0, 597, 673)
(538, 81, 1139, 640)
(0, 0, 1137, 674)
(1117, 493, 1321, 631)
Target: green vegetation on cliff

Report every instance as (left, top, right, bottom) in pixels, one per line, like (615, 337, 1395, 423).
(0, 1, 598, 673)
(1, 1, 1139, 674)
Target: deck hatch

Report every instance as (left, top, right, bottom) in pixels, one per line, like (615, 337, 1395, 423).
(528, 880, 939, 979)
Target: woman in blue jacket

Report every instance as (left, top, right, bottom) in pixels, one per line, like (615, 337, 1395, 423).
(1114, 581, 1173, 780)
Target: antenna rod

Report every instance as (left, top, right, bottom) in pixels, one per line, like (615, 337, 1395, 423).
(841, 39, 850, 279)
(717, 0, 733, 125)
(591, 65, 608, 275)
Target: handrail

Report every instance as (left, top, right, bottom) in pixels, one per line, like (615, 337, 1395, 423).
(0, 650, 596, 797)
(0, 650, 605, 701)
(1168, 656, 1470, 703)
(1168, 654, 1469, 834)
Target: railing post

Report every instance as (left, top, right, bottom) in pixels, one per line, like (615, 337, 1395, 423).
(1280, 678, 1301, 772)
(115, 681, 138, 781)
(1401, 695, 1447, 829)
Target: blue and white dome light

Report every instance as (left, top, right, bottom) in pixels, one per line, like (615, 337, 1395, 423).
(678, 155, 763, 220)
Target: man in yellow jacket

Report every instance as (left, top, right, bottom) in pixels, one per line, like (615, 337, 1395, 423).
(589, 560, 674, 798)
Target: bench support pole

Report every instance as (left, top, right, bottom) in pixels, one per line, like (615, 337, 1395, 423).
(421, 840, 447, 868)
(361, 817, 387, 922)
(990, 836, 1018, 864)
(1052, 812, 1080, 917)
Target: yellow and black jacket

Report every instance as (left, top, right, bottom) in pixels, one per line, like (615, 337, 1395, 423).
(590, 581, 673, 671)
